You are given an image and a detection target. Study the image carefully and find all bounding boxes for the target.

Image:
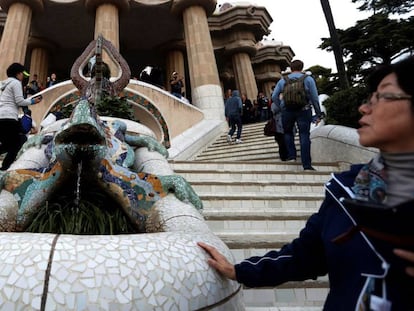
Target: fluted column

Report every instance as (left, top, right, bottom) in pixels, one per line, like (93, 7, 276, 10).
(27, 37, 57, 89)
(94, 4, 119, 50)
(85, 0, 129, 76)
(225, 30, 258, 102)
(232, 52, 258, 102)
(166, 49, 186, 96)
(29, 47, 49, 89)
(172, 0, 224, 120)
(0, 0, 43, 79)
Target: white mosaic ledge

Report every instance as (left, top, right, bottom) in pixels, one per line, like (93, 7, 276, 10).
(0, 119, 245, 310)
(0, 231, 243, 310)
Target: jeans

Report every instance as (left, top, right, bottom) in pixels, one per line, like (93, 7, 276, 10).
(228, 114, 242, 139)
(0, 119, 27, 170)
(274, 132, 288, 161)
(282, 108, 313, 169)
(259, 108, 269, 122)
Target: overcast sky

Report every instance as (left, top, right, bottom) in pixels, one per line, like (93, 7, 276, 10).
(216, 0, 371, 72)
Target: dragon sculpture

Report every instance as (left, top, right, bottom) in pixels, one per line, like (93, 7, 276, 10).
(0, 36, 243, 310)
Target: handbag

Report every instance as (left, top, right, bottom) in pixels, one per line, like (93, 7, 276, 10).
(263, 118, 277, 136)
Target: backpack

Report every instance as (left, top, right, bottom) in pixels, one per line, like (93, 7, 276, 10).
(282, 75, 308, 109)
(20, 114, 32, 134)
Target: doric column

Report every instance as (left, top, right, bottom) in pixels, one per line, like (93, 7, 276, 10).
(85, 0, 129, 76)
(29, 47, 48, 89)
(171, 0, 224, 120)
(232, 52, 258, 102)
(0, 0, 43, 79)
(225, 31, 258, 102)
(28, 37, 56, 89)
(165, 47, 186, 96)
(252, 44, 294, 98)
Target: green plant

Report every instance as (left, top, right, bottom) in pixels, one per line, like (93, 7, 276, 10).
(25, 189, 137, 234)
(323, 86, 368, 128)
(60, 95, 137, 121)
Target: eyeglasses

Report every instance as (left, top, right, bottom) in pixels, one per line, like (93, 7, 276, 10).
(364, 92, 412, 106)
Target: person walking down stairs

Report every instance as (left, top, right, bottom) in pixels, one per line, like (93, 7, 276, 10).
(225, 90, 243, 144)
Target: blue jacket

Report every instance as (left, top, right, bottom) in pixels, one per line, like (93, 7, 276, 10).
(235, 164, 414, 310)
(271, 72, 322, 116)
(225, 90, 242, 118)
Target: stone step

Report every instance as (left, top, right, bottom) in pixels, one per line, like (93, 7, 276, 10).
(170, 160, 340, 174)
(203, 208, 314, 234)
(183, 121, 331, 309)
(192, 181, 325, 196)
(200, 195, 323, 210)
(242, 283, 327, 310)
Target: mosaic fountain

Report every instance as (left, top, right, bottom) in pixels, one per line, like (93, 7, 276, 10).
(0, 36, 244, 310)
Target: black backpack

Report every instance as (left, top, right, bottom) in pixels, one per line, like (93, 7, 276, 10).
(283, 75, 308, 109)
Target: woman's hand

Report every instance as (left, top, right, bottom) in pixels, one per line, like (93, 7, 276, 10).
(394, 249, 414, 277)
(198, 242, 237, 280)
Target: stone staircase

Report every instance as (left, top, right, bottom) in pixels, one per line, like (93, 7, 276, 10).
(169, 122, 343, 310)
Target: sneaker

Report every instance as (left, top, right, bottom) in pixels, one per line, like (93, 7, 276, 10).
(235, 139, 243, 144)
(286, 157, 296, 162)
(304, 166, 316, 171)
(226, 135, 232, 143)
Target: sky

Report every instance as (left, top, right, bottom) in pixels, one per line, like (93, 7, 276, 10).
(216, 0, 371, 72)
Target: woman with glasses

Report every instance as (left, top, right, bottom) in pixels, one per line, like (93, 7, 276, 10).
(199, 56, 414, 310)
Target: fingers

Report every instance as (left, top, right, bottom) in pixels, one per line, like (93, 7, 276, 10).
(197, 242, 237, 280)
(394, 249, 414, 277)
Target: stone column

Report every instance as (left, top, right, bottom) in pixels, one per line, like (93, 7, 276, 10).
(166, 49, 186, 96)
(85, 0, 129, 76)
(27, 37, 56, 89)
(171, 0, 224, 120)
(226, 31, 258, 103)
(232, 52, 258, 102)
(0, 0, 43, 79)
(29, 47, 49, 89)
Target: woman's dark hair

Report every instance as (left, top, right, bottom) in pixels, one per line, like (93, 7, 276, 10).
(367, 56, 414, 106)
(6, 63, 26, 77)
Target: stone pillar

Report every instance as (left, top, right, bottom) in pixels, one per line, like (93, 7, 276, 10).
(27, 37, 56, 89)
(232, 52, 258, 102)
(166, 49, 186, 96)
(85, 0, 129, 76)
(0, 0, 43, 79)
(29, 47, 49, 89)
(263, 81, 277, 99)
(171, 0, 224, 120)
(225, 31, 258, 103)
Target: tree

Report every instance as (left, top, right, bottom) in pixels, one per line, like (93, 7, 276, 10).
(352, 0, 414, 14)
(320, 14, 414, 82)
(320, 0, 350, 89)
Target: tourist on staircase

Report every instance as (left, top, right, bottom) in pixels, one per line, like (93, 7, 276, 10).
(272, 59, 323, 170)
(199, 56, 414, 310)
(225, 90, 243, 144)
(0, 63, 43, 170)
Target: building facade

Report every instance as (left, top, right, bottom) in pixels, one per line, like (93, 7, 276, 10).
(0, 0, 294, 110)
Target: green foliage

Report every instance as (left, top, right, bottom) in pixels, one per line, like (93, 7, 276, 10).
(96, 96, 137, 120)
(306, 65, 340, 96)
(25, 190, 137, 234)
(319, 14, 414, 84)
(322, 86, 368, 128)
(352, 0, 414, 14)
(60, 95, 137, 121)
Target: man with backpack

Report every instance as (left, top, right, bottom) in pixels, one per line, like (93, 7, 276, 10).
(271, 59, 323, 170)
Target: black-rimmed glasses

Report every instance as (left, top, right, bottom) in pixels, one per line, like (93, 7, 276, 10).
(364, 92, 412, 106)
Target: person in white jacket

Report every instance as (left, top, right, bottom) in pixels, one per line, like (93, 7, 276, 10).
(0, 63, 42, 170)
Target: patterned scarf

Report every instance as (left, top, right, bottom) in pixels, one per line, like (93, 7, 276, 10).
(352, 154, 387, 204)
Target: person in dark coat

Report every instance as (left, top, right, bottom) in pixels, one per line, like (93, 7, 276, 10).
(225, 90, 243, 144)
(199, 56, 414, 310)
